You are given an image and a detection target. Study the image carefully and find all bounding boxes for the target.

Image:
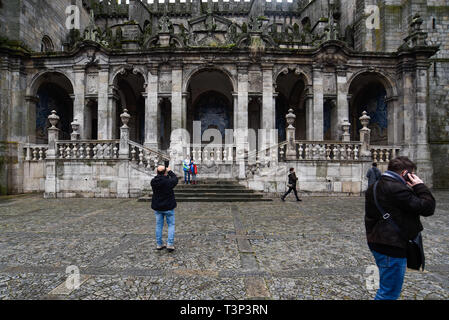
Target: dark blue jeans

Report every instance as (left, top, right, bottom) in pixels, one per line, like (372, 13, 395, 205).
(371, 250, 407, 300)
(184, 171, 190, 184)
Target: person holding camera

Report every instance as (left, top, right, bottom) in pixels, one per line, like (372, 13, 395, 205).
(364, 156, 435, 300)
(151, 165, 179, 252)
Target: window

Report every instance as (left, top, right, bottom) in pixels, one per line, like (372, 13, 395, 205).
(41, 36, 54, 52)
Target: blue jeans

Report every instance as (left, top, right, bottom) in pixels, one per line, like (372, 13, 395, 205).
(371, 250, 407, 300)
(154, 210, 175, 246)
(184, 171, 190, 183)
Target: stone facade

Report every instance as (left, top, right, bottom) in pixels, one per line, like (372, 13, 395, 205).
(0, 0, 448, 196)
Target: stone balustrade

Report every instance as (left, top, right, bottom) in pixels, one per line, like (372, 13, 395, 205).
(370, 146, 401, 163)
(278, 141, 363, 161)
(55, 140, 120, 160)
(189, 145, 236, 163)
(129, 140, 170, 170)
(23, 144, 48, 161)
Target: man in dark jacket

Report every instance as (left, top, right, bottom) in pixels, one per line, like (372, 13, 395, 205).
(365, 156, 435, 300)
(281, 168, 302, 201)
(366, 162, 381, 187)
(151, 165, 178, 252)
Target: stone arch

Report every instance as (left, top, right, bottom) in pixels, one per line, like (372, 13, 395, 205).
(41, 35, 54, 52)
(348, 70, 398, 144)
(27, 71, 75, 143)
(183, 65, 236, 94)
(274, 66, 311, 88)
(110, 65, 148, 87)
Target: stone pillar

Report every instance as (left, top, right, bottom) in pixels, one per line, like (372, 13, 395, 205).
(145, 64, 159, 150)
(359, 111, 371, 160)
(44, 110, 60, 198)
(73, 66, 86, 139)
(108, 85, 119, 140)
(337, 68, 349, 140)
(305, 86, 314, 141)
(312, 65, 324, 141)
(171, 62, 183, 132)
(261, 63, 275, 148)
(401, 65, 415, 156)
(97, 66, 109, 140)
(25, 95, 39, 143)
(118, 109, 131, 198)
(236, 63, 249, 179)
(386, 96, 400, 145)
(285, 109, 297, 160)
(119, 109, 130, 159)
(414, 62, 433, 186)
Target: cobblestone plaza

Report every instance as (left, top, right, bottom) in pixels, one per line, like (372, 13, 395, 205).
(0, 192, 447, 300)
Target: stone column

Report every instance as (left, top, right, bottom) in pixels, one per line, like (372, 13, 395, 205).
(44, 110, 60, 198)
(414, 62, 433, 186)
(312, 64, 324, 141)
(359, 111, 371, 160)
(401, 65, 415, 156)
(305, 86, 314, 141)
(97, 66, 109, 140)
(108, 85, 119, 139)
(73, 66, 86, 139)
(261, 63, 275, 148)
(337, 68, 349, 140)
(145, 64, 159, 150)
(236, 63, 249, 179)
(119, 109, 130, 159)
(386, 96, 400, 145)
(171, 62, 183, 132)
(25, 95, 39, 143)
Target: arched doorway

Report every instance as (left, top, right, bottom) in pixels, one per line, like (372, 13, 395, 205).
(186, 69, 234, 144)
(275, 71, 307, 142)
(33, 72, 74, 143)
(114, 70, 146, 144)
(349, 73, 391, 144)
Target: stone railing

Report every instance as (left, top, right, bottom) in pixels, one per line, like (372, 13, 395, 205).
(279, 141, 364, 161)
(128, 140, 170, 169)
(55, 140, 120, 160)
(188, 145, 237, 163)
(23, 144, 49, 161)
(370, 146, 401, 163)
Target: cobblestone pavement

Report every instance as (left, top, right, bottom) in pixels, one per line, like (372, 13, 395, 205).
(0, 191, 447, 300)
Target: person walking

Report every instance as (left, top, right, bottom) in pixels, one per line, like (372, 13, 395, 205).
(281, 168, 302, 201)
(365, 156, 435, 300)
(151, 165, 179, 252)
(183, 158, 191, 184)
(366, 162, 382, 187)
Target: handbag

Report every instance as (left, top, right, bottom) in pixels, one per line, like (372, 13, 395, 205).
(373, 181, 425, 271)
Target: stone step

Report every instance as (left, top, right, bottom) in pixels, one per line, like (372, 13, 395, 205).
(166, 189, 256, 193)
(138, 197, 272, 202)
(145, 192, 264, 198)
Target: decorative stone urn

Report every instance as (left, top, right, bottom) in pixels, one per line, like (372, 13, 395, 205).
(48, 110, 60, 128)
(359, 111, 371, 159)
(120, 109, 130, 127)
(71, 118, 80, 141)
(341, 119, 351, 142)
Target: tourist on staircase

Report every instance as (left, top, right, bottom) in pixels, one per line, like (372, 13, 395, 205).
(183, 158, 191, 184)
(190, 158, 198, 185)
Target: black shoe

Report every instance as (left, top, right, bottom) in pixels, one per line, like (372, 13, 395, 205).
(281, 197, 285, 201)
(297, 199, 302, 202)
(167, 245, 175, 252)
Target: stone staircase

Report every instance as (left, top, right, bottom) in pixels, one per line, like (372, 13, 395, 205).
(138, 179, 272, 202)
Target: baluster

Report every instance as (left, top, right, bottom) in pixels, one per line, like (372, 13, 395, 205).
(79, 143, 84, 159)
(340, 144, 346, 160)
(72, 143, 78, 159)
(319, 144, 326, 160)
(326, 144, 331, 160)
(146, 152, 152, 169)
(304, 144, 310, 160)
(138, 148, 144, 166)
(32, 148, 38, 161)
(372, 149, 377, 162)
(379, 149, 384, 163)
(332, 145, 338, 160)
(38, 147, 44, 161)
(354, 145, 359, 160)
(298, 144, 304, 160)
(65, 144, 71, 159)
(346, 145, 352, 160)
(85, 144, 91, 159)
(279, 145, 285, 160)
(93, 144, 98, 159)
(223, 148, 227, 162)
(113, 144, 118, 159)
(130, 146, 136, 162)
